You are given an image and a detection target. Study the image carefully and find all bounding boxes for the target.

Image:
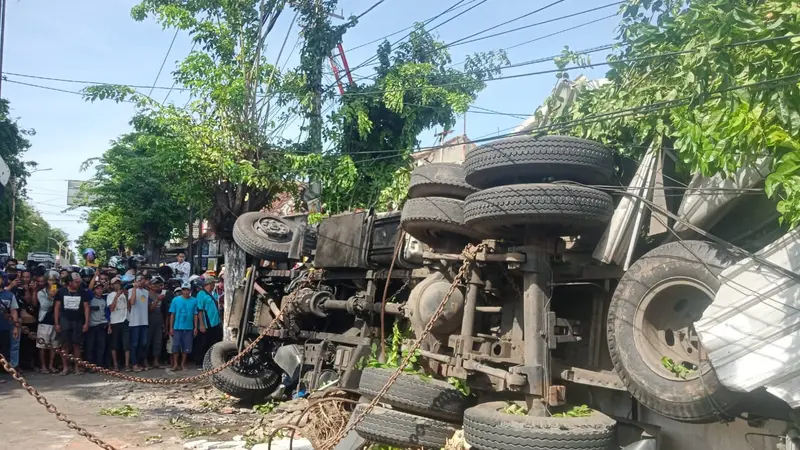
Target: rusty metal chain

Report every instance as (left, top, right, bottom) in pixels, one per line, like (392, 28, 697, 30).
(320, 243, 488, 450)
(0, 273, 313, 450)
(2, 277, 311, 385)
(0, 352, 119, 450)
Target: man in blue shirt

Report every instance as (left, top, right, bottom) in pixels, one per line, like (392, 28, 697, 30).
(0, 273, 20, 383)
(169, 282, 198, 371)
(195, 276, 222, 369)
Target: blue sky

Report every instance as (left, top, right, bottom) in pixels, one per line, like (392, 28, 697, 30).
(5, 0, 618, 249)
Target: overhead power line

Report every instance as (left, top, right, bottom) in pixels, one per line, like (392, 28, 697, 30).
(450, 1, 624, 48)
(354, 0, 389, 21)
(333, 0, 487, 88)
(336, 33, 800, 97)
(148, 29, 180, 98)
(443, 0, 568, 48)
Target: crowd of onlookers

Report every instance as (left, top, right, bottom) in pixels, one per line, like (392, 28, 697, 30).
(0, 250, 225, 383)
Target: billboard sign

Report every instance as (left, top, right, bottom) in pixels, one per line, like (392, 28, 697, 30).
(66, 180, 96, 206)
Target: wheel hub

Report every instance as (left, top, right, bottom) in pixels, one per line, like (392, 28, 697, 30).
(255, 217, 290, 239)
(633, 277, 713, 382)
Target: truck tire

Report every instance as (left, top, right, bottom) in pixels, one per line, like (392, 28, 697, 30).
(401, 197, 483, 247)
(408, 163, 477, 200)
(232, 212, 293, 261)
(353, 404, 458, 449)
(463, 401, 616, 450)
(463, 183, 613, 236)
(358, 367, 470, 422)
(463, 135, 615, 189)
(203, 342, 280, 401)
(608, 240, 741, 423)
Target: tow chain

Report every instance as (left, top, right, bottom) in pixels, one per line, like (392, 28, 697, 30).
(319, 243, 487, 450)
(0, 278, 311, 449)
(2, 281, 308, 384)
(0, 352, 119, 450)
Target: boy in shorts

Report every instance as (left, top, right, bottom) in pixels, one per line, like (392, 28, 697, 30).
(169, 282, 198, 371)
(107, 277, 130, 371)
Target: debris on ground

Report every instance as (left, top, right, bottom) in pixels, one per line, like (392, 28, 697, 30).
(244, 388, 352, 448)
(443, 430, 470, 450)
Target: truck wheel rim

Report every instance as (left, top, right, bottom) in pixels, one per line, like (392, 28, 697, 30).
(633, 277, 714, 382)
(255, 217, 290, 239)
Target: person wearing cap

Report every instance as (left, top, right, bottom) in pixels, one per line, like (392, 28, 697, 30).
(127, 275, 150, 372)
(146, 276, 167, 369)
(36, 271, 61, 373)
(53, 272, 91, 375)
(107, 276, 131, 371)
(169, 281, 198, 371)
(195, 276, 222, 369)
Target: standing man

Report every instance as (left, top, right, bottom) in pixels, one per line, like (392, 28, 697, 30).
(195, 276, 222, 368)
(146, 276, 166, 369)
(53, 272, 91, 375)
(85, 284, 108, 368)
(168, 251, 191, 283)
(127, 275, 150, 372)
(169, 282, 198, 371)
(107, 277, 130, 371)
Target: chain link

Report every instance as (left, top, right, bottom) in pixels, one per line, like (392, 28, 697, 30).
(319, 243, 488, 450)
(0, 277, 312, 449)
(0, 352, 119, 450)
(2, 280, 311, 385)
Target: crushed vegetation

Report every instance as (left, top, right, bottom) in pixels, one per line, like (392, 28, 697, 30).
(661, 356, 695, 379)
(553, 405, 593, 418)
(99, 405, 139, 417)
(253, 401, 278, 415)
(503, 402, 528, 416)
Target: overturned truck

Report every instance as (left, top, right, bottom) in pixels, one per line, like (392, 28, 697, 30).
(206, 134, 795, 450)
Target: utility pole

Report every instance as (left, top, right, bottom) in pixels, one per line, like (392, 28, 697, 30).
(308, 0, 324, 154)
(0, 0, 7, 98)
(187, 206, 194, 273)
(9, 177, 15, 253)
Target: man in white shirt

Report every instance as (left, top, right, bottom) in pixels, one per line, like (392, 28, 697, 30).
(127, 276, 150, 372)
(169, 251, 191, 282)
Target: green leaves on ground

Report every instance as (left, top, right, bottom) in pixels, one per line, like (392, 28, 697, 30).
(100, 405, 140, 417)
(253, 401, 278, 415)
(555, 0, 800, 226)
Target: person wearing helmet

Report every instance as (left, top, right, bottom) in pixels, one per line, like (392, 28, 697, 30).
(36, 271, 61, 373)
(194, 276, 222, 369)
(79, 267, 96, 290)
(82, 248, 99, 269)
(168, 281, 198, 371)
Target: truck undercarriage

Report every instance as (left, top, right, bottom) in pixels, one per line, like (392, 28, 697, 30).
(205, 134, 796, 450)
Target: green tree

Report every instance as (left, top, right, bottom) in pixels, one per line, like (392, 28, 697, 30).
(554, 0, 800, 224)
(0, 98, 69, 259)
(295, 24, 508, 214)
(77, 116, 187, 263)
(83, 0, 331, 331)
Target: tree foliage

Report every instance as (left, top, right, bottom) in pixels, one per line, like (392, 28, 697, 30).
(76, 117, 187, 262)
(0, 99, 68, 258)
(296, 25, 508, 213)
(556, 0, 800, 224)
